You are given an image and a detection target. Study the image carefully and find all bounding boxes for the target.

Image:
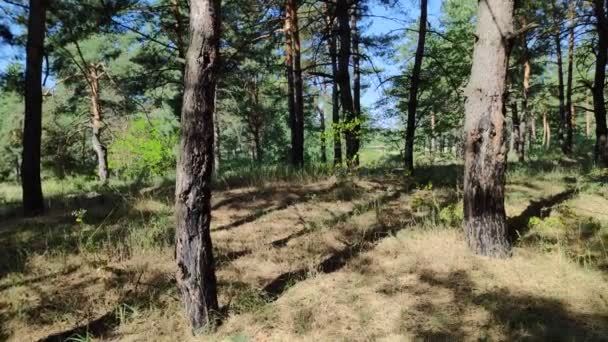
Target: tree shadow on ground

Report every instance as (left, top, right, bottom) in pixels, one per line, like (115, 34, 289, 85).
(38, 268, 176, 342)
(507, 187, 577, 241)
(413, 269, 608, 341)
(260, 189, 413, 301)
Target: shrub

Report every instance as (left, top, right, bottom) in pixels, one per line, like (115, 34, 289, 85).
(109, 115, 178, 180)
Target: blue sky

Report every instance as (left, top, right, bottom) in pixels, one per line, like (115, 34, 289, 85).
(361, 0, 443, 124)
(1, 0, 446, 111)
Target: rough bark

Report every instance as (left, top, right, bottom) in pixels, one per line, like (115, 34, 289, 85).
(404, 0, 428, 173)
(175, 0, 220, 330)
(593, 0, 608, 166)
(463, 0, 514, 258)
(335, 0, 356, 167)
(21, 0, 46, 216)
(89, 65, 109, 184)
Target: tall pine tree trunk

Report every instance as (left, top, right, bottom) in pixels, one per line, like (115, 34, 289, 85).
(285, 0, 304, 167)
(404, 0, 428, 173)
(214, 85, 221, 174)
(351, 5, 361, 166)
(89, 65, 109, 184)
(284, 2, 297, 167)
(336, 0, 356, 167)
(593, 0, 608, 166)
(21, 0, 46, 216)
(463, 0, 514, 258)
(175, 0, 220, 330)
(564, 0, 575, 154)
(291, 0, 304, 167)
(327, 12, 342, 166)
(553, 1, 567, 153)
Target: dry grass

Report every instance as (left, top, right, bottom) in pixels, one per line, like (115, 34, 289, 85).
(1, 166, 607, 341)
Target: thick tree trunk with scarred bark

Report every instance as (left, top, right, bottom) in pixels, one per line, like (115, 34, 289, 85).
(21, 0, 46, 216)
(336, 0, 357, 167)
(463, 0, 514, 258)
(175, 0, 221, 330)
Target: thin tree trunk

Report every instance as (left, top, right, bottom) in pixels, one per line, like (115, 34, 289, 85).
(593, 0, 608, 166)
(335, 0, 356, 167)
(175, 0, 221, 330)
(586, 109, 593, 137)
(327, 12, 342, 166)
(318, 106, 327, 164)
(213, 85, 221, 174)
(430, 112, 436, 155)
(89, 65, 109, 184)
(284, 2, 297, 167)
(553, 1, 567, 152)
(21, 0, 46, 216)
(543, 111, 552, 148)
(521, 26, 531, 161)
(564, 0, 575, 154)
(463, 0, 514, 258)
(511, 100, 524, 162)
(404, 0, 428, 173)
(290, 0, 304, 167)
(351, 5, 361, 166)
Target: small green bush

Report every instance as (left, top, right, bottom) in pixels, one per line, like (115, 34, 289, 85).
(109, 115, 178, 180)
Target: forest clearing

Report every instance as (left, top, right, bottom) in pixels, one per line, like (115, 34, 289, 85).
(1, 0, 608, 340)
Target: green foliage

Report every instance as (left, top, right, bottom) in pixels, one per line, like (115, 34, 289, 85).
(0, 91, 23, 181)
(109, 114, 179, 180)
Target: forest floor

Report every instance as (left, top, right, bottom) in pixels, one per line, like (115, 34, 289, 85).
(1, 161, 608, 341)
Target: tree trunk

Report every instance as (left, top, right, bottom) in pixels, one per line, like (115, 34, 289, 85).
(463, 0, 514, 258)
(89, 65, 109, 184)
(521, 26, 531, 161)
(335, 0, 356, 167)
(318, 106, 327, 164)
(175, 0, 220, 330)
(327, 11, 342, 166)
(284, 2, 297, 167)
(564, 0, 575, 154)
(430, 112, 436, 155)
(586, 109, 593, 137)
(291, 0, 304, 168)
(543, 111, 551, 148)
(553, 1, 567, 153)
(21, 0, 46, 216)
(404, 0, 428, 173)
(511, 100, 524, 162)
(213, 85, 221, 175)
(351, 5, 361, 166)
(285, 0, 304, 168)
(593, 0, 608, 166)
